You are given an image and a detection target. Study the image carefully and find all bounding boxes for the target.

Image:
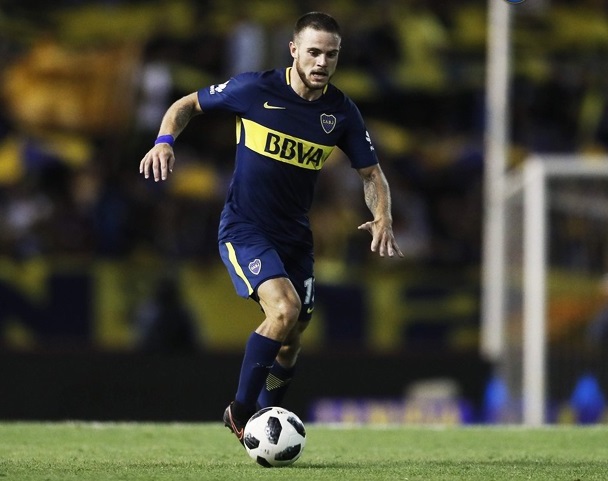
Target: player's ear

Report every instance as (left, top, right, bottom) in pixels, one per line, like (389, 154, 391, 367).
(289, 41, 297, 59)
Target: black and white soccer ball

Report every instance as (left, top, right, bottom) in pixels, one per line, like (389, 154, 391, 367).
(243, 406, 307, 467)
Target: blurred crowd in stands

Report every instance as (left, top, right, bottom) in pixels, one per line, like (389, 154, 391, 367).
(1, 0, 607, 268)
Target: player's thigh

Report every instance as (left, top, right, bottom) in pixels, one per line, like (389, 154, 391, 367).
(257, 277, 301, 321)
(219, 236, 314, 321)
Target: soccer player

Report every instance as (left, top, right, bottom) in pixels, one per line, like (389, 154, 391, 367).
(139, 11, 404, 444)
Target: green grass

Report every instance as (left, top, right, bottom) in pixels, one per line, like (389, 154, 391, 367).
(1, 422, 607, 480)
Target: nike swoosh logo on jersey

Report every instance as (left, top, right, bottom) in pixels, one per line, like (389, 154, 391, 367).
(307, 307, 314, 314)
(264, 101, 286, 110)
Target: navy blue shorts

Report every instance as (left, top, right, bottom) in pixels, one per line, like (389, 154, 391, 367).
(218, 233, 315, 322)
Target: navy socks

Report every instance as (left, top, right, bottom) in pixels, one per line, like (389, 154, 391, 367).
(234, 332, 282, 416)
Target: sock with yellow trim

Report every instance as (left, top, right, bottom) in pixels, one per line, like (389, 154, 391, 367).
(256, 361, 295, 409)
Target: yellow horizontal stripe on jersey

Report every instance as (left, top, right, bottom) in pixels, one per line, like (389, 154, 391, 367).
(241, 118, 334, 171)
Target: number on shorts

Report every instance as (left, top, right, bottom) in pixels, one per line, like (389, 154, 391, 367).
(303, 277, 315, 305)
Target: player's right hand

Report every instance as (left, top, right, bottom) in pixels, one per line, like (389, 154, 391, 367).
(139, 144, 175, 182)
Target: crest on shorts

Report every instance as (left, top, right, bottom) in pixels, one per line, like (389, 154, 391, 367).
(320, 114, 336, 134)
(248, 259, 261, 275)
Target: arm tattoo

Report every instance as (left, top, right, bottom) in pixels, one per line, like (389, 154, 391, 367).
(362, 168, 391, 220)
(174, 103, 195, 131)
(363, 176, 379, 213)
(159, 97, 198, 137)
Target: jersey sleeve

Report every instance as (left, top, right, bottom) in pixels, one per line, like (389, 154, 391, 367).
(196, 72, 259, 114)
(337, 100, 379, 169)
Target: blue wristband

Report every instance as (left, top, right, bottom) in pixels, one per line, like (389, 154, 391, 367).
(154, 134, 175, 146)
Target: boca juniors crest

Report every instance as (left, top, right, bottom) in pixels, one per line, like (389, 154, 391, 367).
(320, 114, 336, 134)
(248, 259, 261, 275)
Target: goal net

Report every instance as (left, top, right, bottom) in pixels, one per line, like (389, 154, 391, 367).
(499, 155, 608, 425)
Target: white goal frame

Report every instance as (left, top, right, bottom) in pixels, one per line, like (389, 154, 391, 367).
(496, 155, 608, 426)
(479, 0, 608, 425)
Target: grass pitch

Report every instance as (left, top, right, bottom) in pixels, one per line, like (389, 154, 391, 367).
(1, 422, 607, 480)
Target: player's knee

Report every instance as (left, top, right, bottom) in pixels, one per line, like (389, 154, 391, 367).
(277, 298, 301, 325)
(270, 296, 301, 331)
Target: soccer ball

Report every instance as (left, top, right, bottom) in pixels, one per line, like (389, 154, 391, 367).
(243, 406, 307, 467)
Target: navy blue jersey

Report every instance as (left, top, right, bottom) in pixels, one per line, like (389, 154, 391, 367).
(197, 68, 378, 249)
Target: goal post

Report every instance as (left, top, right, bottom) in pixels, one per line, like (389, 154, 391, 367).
(498, 155, 608, 425)
(480, 0, 512, 363)
(479, 0, 607, 425)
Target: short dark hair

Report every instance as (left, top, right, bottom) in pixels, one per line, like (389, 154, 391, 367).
(294, 12, 341, 39)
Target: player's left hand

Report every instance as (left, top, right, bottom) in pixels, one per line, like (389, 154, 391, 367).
(357, 219, 404, 258)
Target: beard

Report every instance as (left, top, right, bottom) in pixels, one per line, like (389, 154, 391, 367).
(294, 59, 331, 91)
